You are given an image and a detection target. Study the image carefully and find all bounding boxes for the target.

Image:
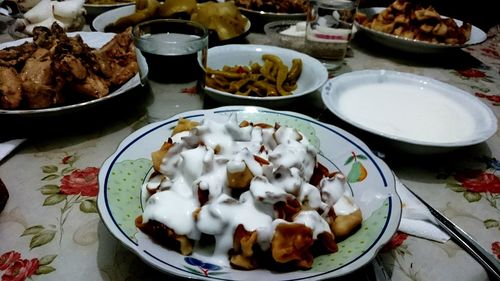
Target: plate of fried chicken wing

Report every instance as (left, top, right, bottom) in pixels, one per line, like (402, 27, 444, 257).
(0, 23, 146, 117)
(98, 105, 401, 280)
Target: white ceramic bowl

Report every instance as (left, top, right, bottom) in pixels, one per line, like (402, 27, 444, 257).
(321, 70, 497, 154)
(205, 44, 328, 107)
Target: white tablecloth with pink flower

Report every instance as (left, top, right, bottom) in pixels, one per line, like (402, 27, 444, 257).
(0, 25, 499, 281)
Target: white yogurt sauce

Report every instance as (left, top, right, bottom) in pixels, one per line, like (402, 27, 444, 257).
(337, 83, 476, 143)
(280, 21, 307, 37)
(141, 114, 361, 266)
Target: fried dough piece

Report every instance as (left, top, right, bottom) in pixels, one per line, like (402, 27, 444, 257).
(274, 198, 301, 221)
(229, 224, 261, 270)
(151, 139, 174, 172)
(135, 216, 194, 255)
(227, 164, 254, 189)
(171, 118, 199, 136)
(330, 209, 362, 238)
(312, 232, 338, 255)
(0, 66, 23, 109)
(271, 223, 314, 269)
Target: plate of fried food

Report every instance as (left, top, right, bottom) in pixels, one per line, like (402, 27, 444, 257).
(204, 44, 328, 106)
(354, 0, 487, 53)
(98, 105, 401, 280)
(92, 0, 251, 45)
(0, 22, 146, 118)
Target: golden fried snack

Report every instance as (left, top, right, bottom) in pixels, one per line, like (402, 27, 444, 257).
(271, 223, 314, 269)
(171, 117, 199, 136)
(108, 0, 160, 33)
(206, 54, 302, 97)
(191, 1, 248, 41)
(357, 0, 472, 45)
(158, 0, 197, 18)
(151, 139, 173, 172)
(151, 118, 199, 172)
(229, 225, 260, 270)
(227, 164, 254, 189)
(330, 209, 363, 238)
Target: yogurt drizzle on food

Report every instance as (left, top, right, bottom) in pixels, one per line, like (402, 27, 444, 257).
(140, 114, 360, 265)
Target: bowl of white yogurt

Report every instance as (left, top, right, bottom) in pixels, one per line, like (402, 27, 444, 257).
(321, 69, 497, 154)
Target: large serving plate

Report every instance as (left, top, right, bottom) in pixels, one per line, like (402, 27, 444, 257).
(355, 7, 487, 54)
(321, 70, 497, 154)
(98, 105, 401, 280)
(0, 32, 147, 118)
(205, 44, 328, 107)
(92, 5, 251, 45)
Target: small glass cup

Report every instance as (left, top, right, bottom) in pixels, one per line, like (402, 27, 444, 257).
(132, 19, 208, 89)
(305, 0, 359, 60)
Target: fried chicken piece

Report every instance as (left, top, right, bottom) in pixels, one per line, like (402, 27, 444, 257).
(93, 27, 138, 87)
(20, 48, 64, 109)
(0, 66, 23, 109)
(0, 42, 37, 68)
(55, 54, 88, 80)
(68, 72, 110, 98)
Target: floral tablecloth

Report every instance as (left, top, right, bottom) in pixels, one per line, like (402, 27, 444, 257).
(0, 25, 499, 281)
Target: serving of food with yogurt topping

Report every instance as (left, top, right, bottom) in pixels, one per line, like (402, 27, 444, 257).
(135, 114, 362, 270)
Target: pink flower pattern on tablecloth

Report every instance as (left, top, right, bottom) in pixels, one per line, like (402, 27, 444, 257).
(0, 251, 42, 281)
(60, 167, 99, 197)
(492, 241, 500, 259)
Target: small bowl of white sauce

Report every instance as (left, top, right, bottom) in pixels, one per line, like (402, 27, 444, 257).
(321, 69, 498, 154)
(264, 20, 306, 52)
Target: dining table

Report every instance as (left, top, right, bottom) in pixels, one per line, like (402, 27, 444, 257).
(0, 18, 499, 281)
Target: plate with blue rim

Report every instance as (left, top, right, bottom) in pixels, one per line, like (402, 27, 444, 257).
(97, 105, 401, 280)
